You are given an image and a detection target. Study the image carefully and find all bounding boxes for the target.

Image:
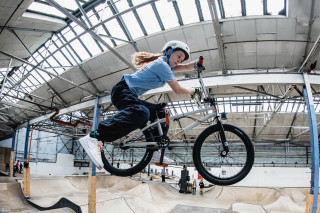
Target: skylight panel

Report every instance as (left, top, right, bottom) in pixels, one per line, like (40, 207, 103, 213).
(30, 71, 45, 85)
(99, 35, 116, 49)
(136, 4, 161, 35)
(267, 0, 285, 15)
(32, 51, 44, 65)
(24, 77, 37, 91)
(61, 26, 75, 41)
(59, 47, 77, 65)
(72, 23, 85, 36)
(28, 2, 66, 18)
(246, 0, 263, 16)
(176, 0, 198, 25)
(85, 10, 96, 27)
(69, 40, 91, 61)
(200, 0, 218, 20)
(114, 0, 130, 12)
(46, 0, 80, 11)
(104, 19, 127, 44)
(39, 71, 51, 83)
(38, 47, 48, 59)
(45, 56, 60, 71)
(121, 11, 144, 39)
(78, 33, 102, 56)
(54, 51, 71, 66)
(92, 2, 127, 44)
(47, 41, 58, 53)
(0, 68, 9, 82)
(155, 0, 179, 30)
(223, 0, 242, 18)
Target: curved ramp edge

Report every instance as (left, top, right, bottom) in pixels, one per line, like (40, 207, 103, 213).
(27, 197, 82, 213)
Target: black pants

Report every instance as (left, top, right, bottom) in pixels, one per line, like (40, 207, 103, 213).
(98, 80, 166, 142)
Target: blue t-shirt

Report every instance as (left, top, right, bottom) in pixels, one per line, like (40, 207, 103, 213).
(123, 56, 175, 96)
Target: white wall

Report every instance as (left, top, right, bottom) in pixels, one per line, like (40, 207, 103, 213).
(234, 167, 311, 187)
(29, 153, 91, 176)
(150, 164, 312, 188)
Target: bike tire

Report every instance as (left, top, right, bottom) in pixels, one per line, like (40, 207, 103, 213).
(193, 123, 254, 185)
(101, 133, 154, 177)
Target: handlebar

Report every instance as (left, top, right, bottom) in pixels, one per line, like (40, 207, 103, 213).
(193, 56, 216, 106)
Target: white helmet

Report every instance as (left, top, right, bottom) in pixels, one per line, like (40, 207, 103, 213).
(162, 40, 190, 61)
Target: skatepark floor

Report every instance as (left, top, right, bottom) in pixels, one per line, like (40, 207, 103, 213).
(0, 173, 308, 213)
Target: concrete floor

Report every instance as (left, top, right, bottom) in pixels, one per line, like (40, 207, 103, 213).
(0, 173, 308, 213)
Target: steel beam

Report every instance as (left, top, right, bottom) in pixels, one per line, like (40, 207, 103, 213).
(127, 0, 147, 36)
(254, 86, 294, 140)
(108, 0, 138, 51)
(208, 0, 227, 74)
(0, 50, 94, 94)
(7, 29, 69, 106)
(172, 1, 183, 26)
(20, 0, 156, 78)
(92, 7, 117, 46)
(151, 2, 165, 31)
(299, 33, 320, 73)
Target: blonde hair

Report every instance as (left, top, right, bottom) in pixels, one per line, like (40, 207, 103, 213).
(132, 52, 162, 69)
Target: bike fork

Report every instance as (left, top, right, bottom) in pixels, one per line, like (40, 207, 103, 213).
(217, 119, 229, 156)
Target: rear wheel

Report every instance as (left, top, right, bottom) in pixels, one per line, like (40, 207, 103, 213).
(101, 132, 154, 176)
(193, 124, 254, 185)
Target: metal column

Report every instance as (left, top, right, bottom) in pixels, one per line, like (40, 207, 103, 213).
(88, 97, 101, 213)
(23, 123, 31, 162)
(11, 130, 16, 154)
(303, 72, 319, 212)
(91, 97, 101, 175)
(10, 131, 16, 177)
(23, 122, 31, 196)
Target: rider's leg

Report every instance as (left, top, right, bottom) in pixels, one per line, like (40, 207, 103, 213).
(79, 80, 150, 169)
(98, 80, 150, 141)
(98, 104, 150, 141)
(141, 102, 169, 137)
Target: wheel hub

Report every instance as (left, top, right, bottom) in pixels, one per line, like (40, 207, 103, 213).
(220, 150, 228, 157)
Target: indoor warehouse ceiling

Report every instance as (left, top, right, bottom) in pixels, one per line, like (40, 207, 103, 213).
(0, 0, 319, 150)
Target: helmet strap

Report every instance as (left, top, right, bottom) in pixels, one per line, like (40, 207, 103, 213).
(164, 49, 173, 65)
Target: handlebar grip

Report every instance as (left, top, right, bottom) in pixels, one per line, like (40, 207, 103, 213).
(198, 56, 204, 66)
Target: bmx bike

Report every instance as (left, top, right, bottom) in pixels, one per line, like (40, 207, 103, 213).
(101, 57, 254, 185)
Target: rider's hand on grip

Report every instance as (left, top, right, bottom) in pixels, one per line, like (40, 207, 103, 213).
(194, 59, 205, 72)
(190, 88, 201, 99)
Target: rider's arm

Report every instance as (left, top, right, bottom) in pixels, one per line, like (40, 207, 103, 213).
(174, 60, 197, 72)
(167, 80, 194, 95)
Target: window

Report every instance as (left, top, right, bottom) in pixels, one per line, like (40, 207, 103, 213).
(27, 2, 66, 18)
(267, 0, 285, 15)
(223, 0, 242, 18)
(246, 0, 263, 16)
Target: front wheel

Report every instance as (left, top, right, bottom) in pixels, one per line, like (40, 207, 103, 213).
(193, 124, 254, 185)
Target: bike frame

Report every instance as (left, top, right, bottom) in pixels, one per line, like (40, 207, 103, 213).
(122, 104, 218, 148)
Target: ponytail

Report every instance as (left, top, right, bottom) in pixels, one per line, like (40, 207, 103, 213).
(132, 52, 162, 69)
